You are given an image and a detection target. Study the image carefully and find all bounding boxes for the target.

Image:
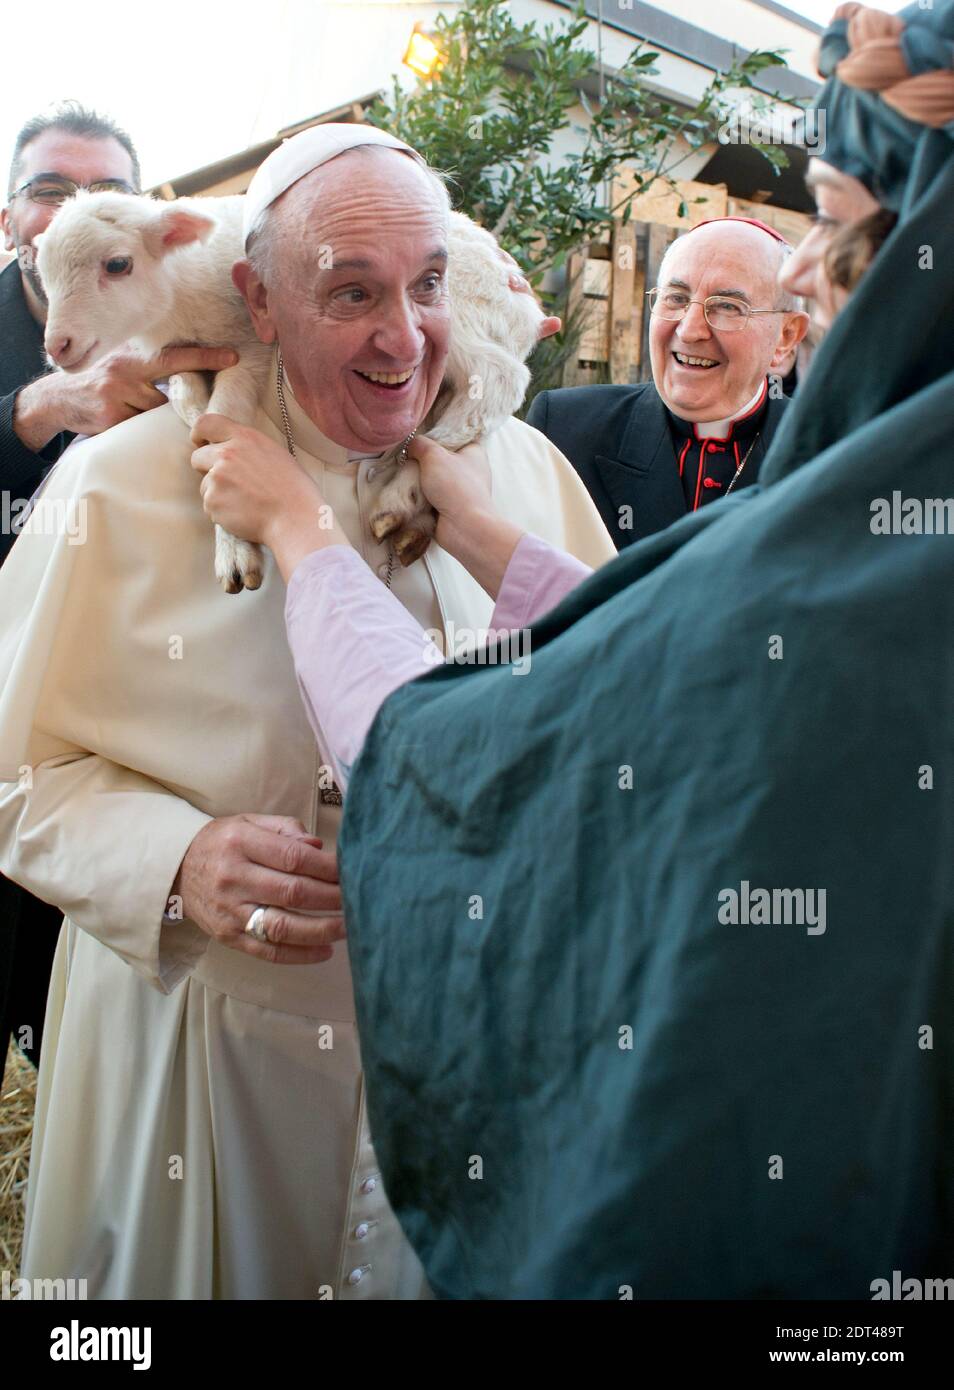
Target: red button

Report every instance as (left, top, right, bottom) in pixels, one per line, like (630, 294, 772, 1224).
(703, 477, 722, 489)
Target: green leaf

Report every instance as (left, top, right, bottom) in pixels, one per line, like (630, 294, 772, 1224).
(365, 0, 794, 282)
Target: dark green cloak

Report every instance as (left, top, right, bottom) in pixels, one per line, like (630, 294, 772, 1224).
(339, 13, 954, 1298)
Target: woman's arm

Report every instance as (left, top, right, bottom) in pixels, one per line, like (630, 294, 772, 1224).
(191, 414, 441, 788)
(191, 418, 594, 787)
(492, 532, 593, 630)
(284, 548, 441, 788)
(283, 529, 590, 789)
(411, 436, 594, 624)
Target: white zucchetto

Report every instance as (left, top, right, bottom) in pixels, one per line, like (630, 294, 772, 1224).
(242, 122, 425, 247)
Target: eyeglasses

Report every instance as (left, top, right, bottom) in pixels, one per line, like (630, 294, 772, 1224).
(647, 286, 788, 332)
(10, 173, 138, 206)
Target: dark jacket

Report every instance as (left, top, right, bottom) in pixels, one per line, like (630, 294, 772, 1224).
(526, 381, 789, 549)
(0, 258, 73, 565)
(0, 258, 71, 1066)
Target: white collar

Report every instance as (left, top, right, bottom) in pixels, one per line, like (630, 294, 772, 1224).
(694, 382, 768, 439)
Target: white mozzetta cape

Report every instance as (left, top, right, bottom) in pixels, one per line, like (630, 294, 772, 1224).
(0, 351, 614, 1298)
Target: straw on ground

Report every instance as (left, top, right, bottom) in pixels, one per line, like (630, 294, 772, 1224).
(0, 1041, 35, 1272)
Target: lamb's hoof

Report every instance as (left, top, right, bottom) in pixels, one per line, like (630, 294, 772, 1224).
(393, 527, 432, 566)
(216, 538, 264, 594)
(370, 509, 400, 541)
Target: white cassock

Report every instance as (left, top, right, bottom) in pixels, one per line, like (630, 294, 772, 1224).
(0, 348, 615, 1298)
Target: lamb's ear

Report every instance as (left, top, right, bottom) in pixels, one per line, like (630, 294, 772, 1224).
(144, 205, 216, 258)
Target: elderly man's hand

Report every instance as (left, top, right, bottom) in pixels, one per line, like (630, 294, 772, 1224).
(172, 814, 344, 964)
(191, 413, 325, 544)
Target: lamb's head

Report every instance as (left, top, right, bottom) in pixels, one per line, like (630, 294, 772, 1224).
(35, 191, 216, 371)
(420, 210, 544, 448)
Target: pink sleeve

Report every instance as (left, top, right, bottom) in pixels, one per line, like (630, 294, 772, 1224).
(283, 536, 593, 792)
(491, 532, 593, 630)
(284, 547, 440, 789)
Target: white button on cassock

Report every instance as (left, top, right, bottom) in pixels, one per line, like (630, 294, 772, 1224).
(354, 1222, 369, 1239)
(360, 1177, 377, 1195)
(348, 1266, 369, 1285)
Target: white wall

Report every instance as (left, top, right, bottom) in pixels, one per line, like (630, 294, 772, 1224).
(243, 0, 464, 148)
(625, 0, 821, 76)
(508, 0, 820, 97)
(240, 0, 814, 156)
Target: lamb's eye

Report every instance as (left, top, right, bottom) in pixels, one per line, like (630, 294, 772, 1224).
(104, 256, 132, 276)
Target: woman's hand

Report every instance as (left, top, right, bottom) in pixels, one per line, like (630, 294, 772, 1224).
(191, 413, 319, 543)
(407, 435, 524, 600)
(408, 436, 493, 545)
(191, 413, 350, 581)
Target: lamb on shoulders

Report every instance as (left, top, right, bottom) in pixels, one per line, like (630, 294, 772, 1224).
(35, 195, 546, 585)
(35, 190, 272, 593)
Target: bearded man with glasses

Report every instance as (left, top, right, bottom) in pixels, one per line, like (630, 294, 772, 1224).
(527, 216, 810, 548)
(0, 102, 235, 1072)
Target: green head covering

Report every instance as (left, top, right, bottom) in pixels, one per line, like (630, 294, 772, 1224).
(761, 0, 954, 487)
(339, 2, 954, 1299)
(813, 2, 954, 211)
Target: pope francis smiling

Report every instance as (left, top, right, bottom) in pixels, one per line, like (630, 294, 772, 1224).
(0, 125, 613, 1299)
